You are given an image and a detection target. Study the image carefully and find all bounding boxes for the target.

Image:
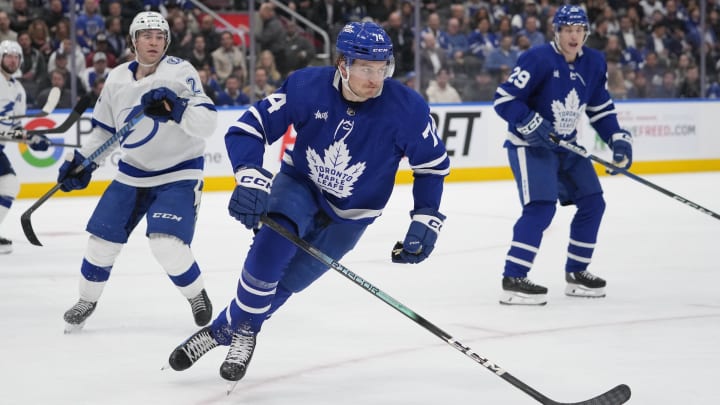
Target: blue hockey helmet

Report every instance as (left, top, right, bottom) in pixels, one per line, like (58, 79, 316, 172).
(336, 21, 393, 62)
(552, 5, 590, 44)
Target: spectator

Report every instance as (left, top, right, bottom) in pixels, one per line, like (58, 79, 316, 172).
(516, 15, 544, 48)
(511, 0, 542, 32)
(43, 0, 66, 31)
(256, 2, 287, 76)
(9, 0, 38, 33)
(36, 69, 74, 108)
(197, 67, 217, 103)
(484, 34, 518, 80)
(211, 30, 247, 85)
(104, 16, 127, 59)
(641, 50, 665, 86)
(418, 32, 448, 90)
(284, 20, 315, 74)
(242, 66, 276, 100)
(618, 15, 638, 50)
(187, 35, 213, 71)
(467, 16, 497, 63)
(50, 17, 70, 50)
(678, 64, 701, 98)
(421, 12, 442, 42)
(76, 0, 105, 41)
(27, 18, 51, 59)
(40, 50, 86, 96)
(86, 33, 117, 68)
(167, 11, 192, 59)
(49, 38, 86, 74)
(256, 49, 282, 87)
(627, 71, 652, 99)
(385, 10, 414, 77)
(586, 17, 609, 50)
(17, 31, 46, 103)
(79, 51, 111, 93)
(86, 75, 104, 106)
(214, 75, 249, 106)
(438, 17, 469, 60)
(426, 67, 462, 103)
(462, 68, 497, 102)
(651, 70, 678, 98)
(604, 34, 624, 65)
(197, 14, 220, 53)
(607, 63, 628, 100)
(0, 11, 18, 42)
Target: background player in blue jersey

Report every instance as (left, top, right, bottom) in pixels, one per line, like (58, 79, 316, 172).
(58, 11, 217, 332)
(168, 21, 450, 384)
(493, 5, 633, 305)
(0, 40, 50, 254)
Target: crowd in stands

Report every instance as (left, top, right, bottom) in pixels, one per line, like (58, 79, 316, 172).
(1, 0, 720, 108)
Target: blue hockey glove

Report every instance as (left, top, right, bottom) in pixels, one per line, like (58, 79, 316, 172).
(516, 111, 555, 149)
(607, 130, 633, 175)
(392, 208, 446, 264)
(140, 87, 188, 123)
(28, 134, 50, 151)
(228, 165, 273, 229)
(57, 150, 98, 192)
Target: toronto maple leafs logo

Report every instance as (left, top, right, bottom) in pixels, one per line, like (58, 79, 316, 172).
(551, 89, 585, 136)
(306, 120, 366, 198)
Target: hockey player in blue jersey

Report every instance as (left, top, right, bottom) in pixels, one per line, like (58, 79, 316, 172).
(493, 5, 633, 305)
(167, 21, 450, 384)
(59, 11, 217, 331)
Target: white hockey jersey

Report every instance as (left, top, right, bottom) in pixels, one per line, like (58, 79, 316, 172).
(0, 73, 26, 150)
(79, 56, 217, 187)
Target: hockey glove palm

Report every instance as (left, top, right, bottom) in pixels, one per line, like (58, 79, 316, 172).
(607, 131, 633, 175)
(28, 134, 50, 151)
(228, 165, 273, 229)
(57, 150, 98, 192)
(141, 87, 188, 123)
(516, 111, 555, 149)
(392, 208, 446, 264)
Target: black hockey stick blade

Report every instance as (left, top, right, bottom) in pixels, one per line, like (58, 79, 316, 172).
(0, 87, 60, 120)
(551, 135, 720, 221)
(26, 94, 92, 135)
(21, 183, 63, 246)
(261, 215, 631, 405)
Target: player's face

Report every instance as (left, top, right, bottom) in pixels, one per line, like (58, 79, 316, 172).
(1, 53, 20, 74)
(134, 29, 167, 65)
(557, 25, 585, 60)
(345, 59, 388, 100)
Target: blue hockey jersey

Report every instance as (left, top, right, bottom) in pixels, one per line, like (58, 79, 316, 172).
(494, 42, 623, 146)
(226, 66, 450, 224)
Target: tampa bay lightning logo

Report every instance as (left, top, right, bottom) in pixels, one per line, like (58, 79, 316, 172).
(0, 101, 14, 125)
(121, 105, 158, 148)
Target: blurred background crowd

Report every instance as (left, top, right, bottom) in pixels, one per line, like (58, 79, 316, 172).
(2, 0, 720, 108)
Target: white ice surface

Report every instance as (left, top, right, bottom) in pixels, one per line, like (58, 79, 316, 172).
(1, 172, 718, 404)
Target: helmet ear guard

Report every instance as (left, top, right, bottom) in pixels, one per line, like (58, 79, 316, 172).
(336, 22, 395, 79)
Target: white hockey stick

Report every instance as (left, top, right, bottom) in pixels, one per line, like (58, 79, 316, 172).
(0, 87, 61, 120)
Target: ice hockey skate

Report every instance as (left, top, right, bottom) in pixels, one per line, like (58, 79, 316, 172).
(188, 289, 212, 326)
(168, 326, 219, 371)
(0, 236, 12, 254)
(499, 276, 548, 305)
(221, 327, 257, 393)
(63, 299, 97, 333)
(565, 271, 606, 298)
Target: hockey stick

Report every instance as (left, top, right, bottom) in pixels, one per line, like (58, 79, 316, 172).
(261, 215, 631, 405)
(552, 136, 720, 221)
(0, 135, 78, 148)
(21, 111, 146, 246)
(0, 87, 61, 120)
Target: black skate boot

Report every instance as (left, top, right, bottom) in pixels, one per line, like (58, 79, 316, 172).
(168, 326, 219, 371)
(220, 326, 256, 392)
(0, 236, 12, 254)
(500, 276, 548, 305)
(63, 299, 97, 333)
(188, 289, 213, 326)
(565, 271, 606, 298)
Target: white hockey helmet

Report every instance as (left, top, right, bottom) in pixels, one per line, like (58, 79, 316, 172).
(0, 40, 22, 75)
(129, 11, 171, 53)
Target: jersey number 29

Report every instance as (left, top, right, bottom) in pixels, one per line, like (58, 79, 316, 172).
(507, 67, 531, 89)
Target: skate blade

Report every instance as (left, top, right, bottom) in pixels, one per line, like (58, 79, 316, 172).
(226, 380, 239, 395)
(64, 322, 86, 334)
(499, 291, 547, 305)
(565, 284, 606, 298)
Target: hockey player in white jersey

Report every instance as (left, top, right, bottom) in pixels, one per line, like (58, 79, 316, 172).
(0, 40, 50, 254)
(493, 5, 633, 305)
(167, 21, 450, 385)
(59, 11, 218, 332)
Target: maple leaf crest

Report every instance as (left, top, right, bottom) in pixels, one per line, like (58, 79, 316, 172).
(306, 139, 366, 198)
(551, 89, 585, 136)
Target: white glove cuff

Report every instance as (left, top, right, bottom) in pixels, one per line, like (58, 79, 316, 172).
(234, 168, 272, 191)
(411, 214, 444, 234)
(611, 131, 633, 145)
